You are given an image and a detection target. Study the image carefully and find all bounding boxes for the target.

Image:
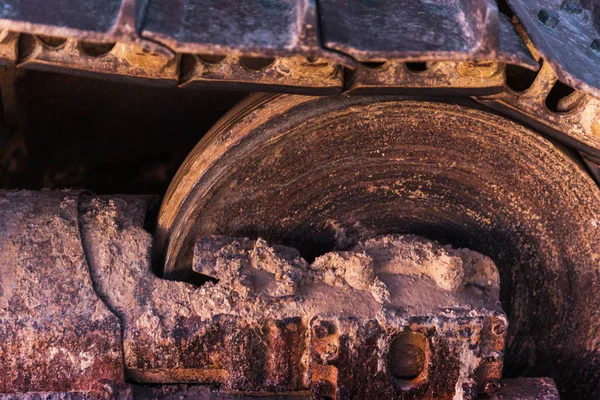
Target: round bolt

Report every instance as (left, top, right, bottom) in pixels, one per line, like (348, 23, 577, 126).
(313, 322, 330, 339)
(492, 320, 507, 336)
(484, 379, 502, 395)
(538, 9, 560, 29)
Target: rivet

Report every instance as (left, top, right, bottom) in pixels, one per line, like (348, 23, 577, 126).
(538, 9, 560, 29)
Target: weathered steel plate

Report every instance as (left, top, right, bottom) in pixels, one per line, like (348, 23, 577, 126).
(319, 1, 536, 69)
(497, 14, 539, 69)
(180, 55, 343, 95)
(143, 0, 300, 56)
(319, 0, 496, 60)
(0, 0, 169, 56)
(142, 0, 354, 67)
(0, 0, 123, 36)
(0, 0, 134, 43)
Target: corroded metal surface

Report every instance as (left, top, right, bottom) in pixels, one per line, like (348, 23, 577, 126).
(0, 0, 540, 70)
(306, 312, 505, 399)
(180, 55, 343, 95)
(79, 196, 307, 391)
(2, 0, 600, 118)
(0, 190, 548, 398)
(0, 191, 124, 396)
(505, 0, 600, 99)
(142, 0, 328, 58)
(141, 0, 354, 68)
(157, 94, 600, 398)
(78, 194, 506, 398)
(496, 14, 539, 70)
(0, 0, 125, 39)
(142, 0, 302, 55)
(0, 1, 599, 398)
(583, 154, 600, 183)
(17, 37, 179, 85)
(0, 0, 166, 56)
(347, 61, 505, 95)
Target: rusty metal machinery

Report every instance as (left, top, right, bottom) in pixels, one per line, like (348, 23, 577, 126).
(1, 1, 600, 399)
(155, 94, 600, 400)
(0, 191, 563, 400)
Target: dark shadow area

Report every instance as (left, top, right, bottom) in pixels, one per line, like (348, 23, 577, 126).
(545, 80, 576, 112)
(1, 69, 247, 193)
(505, 63, 540, 92)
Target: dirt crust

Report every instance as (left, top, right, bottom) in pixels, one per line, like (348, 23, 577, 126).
(79, 194, 504, 396)
(0, 191, 507, 398)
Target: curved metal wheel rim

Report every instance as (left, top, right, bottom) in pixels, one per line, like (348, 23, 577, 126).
(156, 93, 600, 396)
